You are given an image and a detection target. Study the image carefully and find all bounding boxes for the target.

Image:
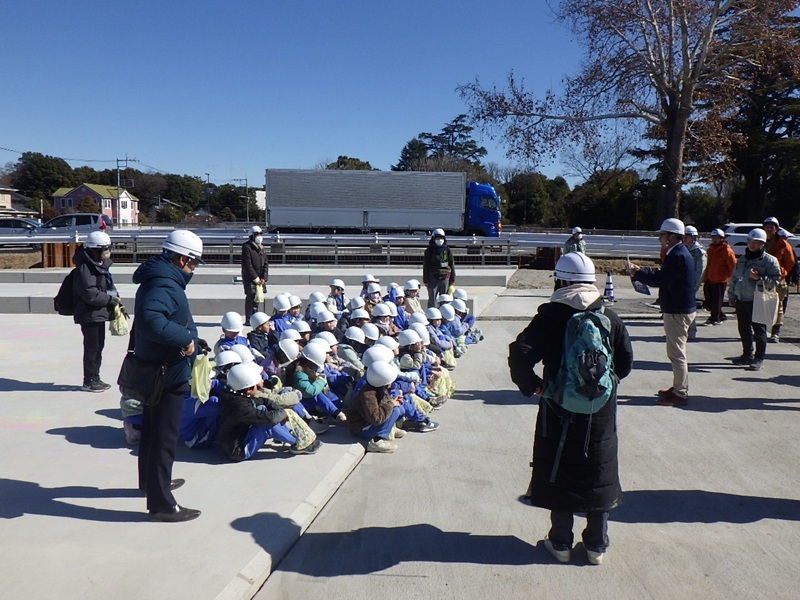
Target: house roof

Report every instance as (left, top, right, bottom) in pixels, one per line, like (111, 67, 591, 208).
(53, 187, 72, 197)
(56, 184, 139, 202)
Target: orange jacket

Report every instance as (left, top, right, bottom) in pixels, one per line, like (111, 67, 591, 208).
(765, 236, 795, 280)
(703, 241, 737, 284)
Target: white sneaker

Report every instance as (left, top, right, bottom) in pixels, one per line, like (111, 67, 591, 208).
(544, 539, 570, 563)
(367, 438, 397, 453)
(586, 549, 605, 565)
(391, 426, 406, 439)
(335, 411, 348, 422)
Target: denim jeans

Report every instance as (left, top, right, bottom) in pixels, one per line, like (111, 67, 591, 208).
(355, 405, 403, 440)
(549, 510, 609, 552)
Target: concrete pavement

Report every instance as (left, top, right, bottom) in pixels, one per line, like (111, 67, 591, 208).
(0, 269, 798, 599)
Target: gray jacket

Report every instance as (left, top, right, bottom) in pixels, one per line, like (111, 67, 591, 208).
(728, 251, 780, 303)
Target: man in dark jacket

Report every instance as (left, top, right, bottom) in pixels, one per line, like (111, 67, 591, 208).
(509, 252, 633, 566)
(241, 225, 269, 320)
(134, 230, 205, 523)
(72, 231, 119, 392)
(629, 219, 696, 406)
(422, 228, 455, 308)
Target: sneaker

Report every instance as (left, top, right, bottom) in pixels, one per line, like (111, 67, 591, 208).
(769, 334, 779, 343)
(82, 381, 111, 393)
(306, 419, 331, 435)
(731, 355, 754, 366)
(657, 391, 688, 406)
(747, 360, 764, 371)
(334, 411, 348, 423)
(123, 422, 141, 445)
(544, 539, 570, 563)
(417, 418, 440, 433)
(290, 439, 321, 455)
(391, 426, 406, 439)
(586, 548, 605, 565)
(701, 319, 716, 326)
(367, 438, 397, 453)
(657, 387, 674, 397)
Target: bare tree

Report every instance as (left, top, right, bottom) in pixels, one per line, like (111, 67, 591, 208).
(459, 0, 799, 220)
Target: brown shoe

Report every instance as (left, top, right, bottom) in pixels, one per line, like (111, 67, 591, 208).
(657, 391, 688, 406)
(657, 387, 674, 397)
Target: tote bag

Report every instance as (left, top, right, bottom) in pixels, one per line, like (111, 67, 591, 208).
(752, 282, 779, 326)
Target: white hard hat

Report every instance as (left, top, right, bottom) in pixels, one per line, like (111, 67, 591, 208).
(659, 218, 685, 235)
(280, 329, 302, 342)
(227, 363, 263, 391)
(453, 288, 468, 300)
(393, 287, 405, 297)
(409, 323, 430, 344)
(375, 336, 399, 350)
(432, 228, 445, 237)
(366, 282, 382, 294)
(437, 294, 453, 304)
(273, 294, 292, 312)
(684, 225, 698, 236)
(571, 226, 583, 235)
(289, 295, 302, 308)
(249, 225, 262, 236)
(350, 308, 370, 321)
(229, 344, 255, 363)
(308, 291, 327, 305)
(362, 273, 378, 283)
(301, 343, 327, 368)
(439, 304, 456, 322)
(372, 303, 392, 317)
(220, 311, 244, 332)
(330, 278, 345, 289)
(554, 252, 596, 283)
(404, 279, 420, 291)
(315, 331, 338, 347)
(362, 345, 395, 367)
(361, 323, 380, 341)
(85, 231, 111, 248)
(316, 309, 336, 324)
(277, 338, 301, 361)
(344, 326, 366, 344)
(348, 296, 366, 310)
(397, 329, 421, 347)
(763, 216, 780, 227)
(291, 319, 311, 333)
(249, 312, 270, 329)
(451, 298, 467, 313)
(426, 307, 442, 321)
(366, 361, 397, 387)
(748, 228, 767, 242)
(385, 302, 398, 317)
(409, 312, 429, 325)
(309, 301, 326, 320)
(306, 337, 331, 354)
(162, 230, 204, 263)
(215, 350, 242, 368)
(710, 228, 725, 237)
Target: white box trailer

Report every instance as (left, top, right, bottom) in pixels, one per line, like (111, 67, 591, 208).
(265, 169, 467, 233)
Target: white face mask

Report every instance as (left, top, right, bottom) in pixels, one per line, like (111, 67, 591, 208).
(100, 249, 111, 260)
(435, 239, 444, 247)
(254, 235, 263, 245)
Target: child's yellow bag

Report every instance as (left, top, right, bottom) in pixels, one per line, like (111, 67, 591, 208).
(254, 283, 266, 304)
(109, 305, 130, 336)
(190, 353, 212, 402)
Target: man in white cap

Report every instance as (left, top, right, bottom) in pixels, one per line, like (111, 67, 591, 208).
(629, 219, 695, 406)
(241, 225, 269, 320)
(564, 227, 586, 254)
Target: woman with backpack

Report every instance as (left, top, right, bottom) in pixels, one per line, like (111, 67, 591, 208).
(508, 252, 633, 566)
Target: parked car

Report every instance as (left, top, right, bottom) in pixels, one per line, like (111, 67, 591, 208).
(38, 213, 113, 234)
(722, 222, 800, 258)
(0, 217, 40, 234)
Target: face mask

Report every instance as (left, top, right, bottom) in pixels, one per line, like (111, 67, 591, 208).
(435, 239, 444, 247)
(101, 249, 111, 260)
(254, 235, 263, 245)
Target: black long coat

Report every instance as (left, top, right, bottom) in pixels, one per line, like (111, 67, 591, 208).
(241, 239, 269, 293)
(71, 247, 115, 325)
(509, 298, 633, 513)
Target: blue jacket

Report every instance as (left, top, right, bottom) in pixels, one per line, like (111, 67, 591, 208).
(633, 243, 696, 314)
(132, 254, 198, 391)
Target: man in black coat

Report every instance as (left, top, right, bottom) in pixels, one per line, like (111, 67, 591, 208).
(629, 218, 696, 405)
(72, 231, 120, 392)
(241, 225, 269, 319)
(509, 252, 633, 565)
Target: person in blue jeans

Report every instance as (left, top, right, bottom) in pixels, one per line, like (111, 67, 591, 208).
(346, 361, 404, 453)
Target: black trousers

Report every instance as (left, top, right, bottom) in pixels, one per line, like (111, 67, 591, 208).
(80, 322, 106, 385)
(138, 383, 187, 512)
(244, 283, 265, 320)
(735, 301, 767, 360)
(549, 510, 609, 552)
(703, 282, 727, 323)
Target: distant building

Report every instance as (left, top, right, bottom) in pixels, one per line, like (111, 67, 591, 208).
(0, 185, 38, 219)
(52, 184, 139, 225)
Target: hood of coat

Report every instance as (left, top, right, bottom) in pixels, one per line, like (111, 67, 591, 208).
(132, 253, 192, 289)
(72, 246, 111, 272)
(549, 282, 602, 311)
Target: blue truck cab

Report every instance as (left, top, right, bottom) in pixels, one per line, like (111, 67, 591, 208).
(465, 181, 502, 237)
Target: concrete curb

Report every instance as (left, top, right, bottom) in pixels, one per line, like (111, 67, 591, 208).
(215, 444, 366, 600)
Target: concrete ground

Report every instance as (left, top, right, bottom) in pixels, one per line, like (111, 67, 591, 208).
(0, 269, 798, 600)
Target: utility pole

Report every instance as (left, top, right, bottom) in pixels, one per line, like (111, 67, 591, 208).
(204, 173, 211, 222)
(232, 177, 248, 225)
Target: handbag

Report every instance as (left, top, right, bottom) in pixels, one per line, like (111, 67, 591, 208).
(116, 322, 167, 406)
(109, 304, 130, 336)
(752, 281, 779, 326)
(254, 282, 266, 304)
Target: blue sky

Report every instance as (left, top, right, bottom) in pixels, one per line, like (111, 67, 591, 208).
(2, 1, 580, 187)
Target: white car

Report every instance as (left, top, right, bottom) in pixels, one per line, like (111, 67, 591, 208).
(721, 223, 800, 258)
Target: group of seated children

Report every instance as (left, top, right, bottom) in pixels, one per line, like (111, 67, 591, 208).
(121, 275, 484, 457)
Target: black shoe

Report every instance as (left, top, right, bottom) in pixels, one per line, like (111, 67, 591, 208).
(82, 381, 111, 393)
(140, 479, 186, 496)
(731, 355, 754, 366)
(290, 439, 321, 455)
(747, 360, 764, 371)
(148, 505, 201, 523)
